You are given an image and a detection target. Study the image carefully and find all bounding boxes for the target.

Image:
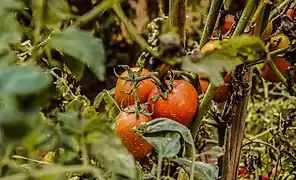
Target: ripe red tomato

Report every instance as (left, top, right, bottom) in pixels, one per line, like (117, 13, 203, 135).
(212, 14, 235, 36)
(259, 58, 291, 83)
(114, 105, 152, 159)
(221, 15, 235, 35)
(270, 34, 290, 51)
(115, 67, 156, 108)
(238, 167, 248, 176)
(199, 73, 232, 103)
(286, 8, 295, 19)
(148, 80, 199, 126)
(261, 174, 269, 180)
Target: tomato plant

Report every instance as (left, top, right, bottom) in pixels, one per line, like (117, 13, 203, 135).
(148, 80, 199, 126)
(0, 0, 295, 180)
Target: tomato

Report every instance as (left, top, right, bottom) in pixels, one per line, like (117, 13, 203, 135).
(199, 73, 232, 103)
(238, 167, 248, 176)
(261, 174, 269, 180)
(270, 34, 290, 51)
(221, 14, 235, 35)
(200, 40, 221, 54)
(286, 9, 295, 19)
(261, 21, 273, 41)
(259, 58, 291, 83)
(212, 14, 235, 36)
(148, 80, 199, 126)
(115, 67, 156, 108)
(114, 105, 152, 159)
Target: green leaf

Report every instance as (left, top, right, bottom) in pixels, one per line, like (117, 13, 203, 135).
(0, 65, 52, 95)
(174, 158, 219, 180)
(0, 13, 22, 45)
(143, 118, 195, 146)
(143, 132, 181, 158)
(0, 47, 17, 67)
(0, 0, 23, 16)
(87, 131, 136, 179)
(50, 28, 106, 81)
(43, 0, 70, 29)
(181, 35, 266, 86)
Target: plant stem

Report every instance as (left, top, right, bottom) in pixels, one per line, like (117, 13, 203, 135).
(233, 0, 257, 36)
(267, 59, 287, 86)
(169, 0, 187, 46)
(0, 165, 105, 180)
(191, 84, 218, 139)
(268, 0, 292, 21)
(199, 0, 223, 48)
(217, 124, 226, 176)
(112, 3, 160, 58)
(156, 156, 163, 180)
(72, 0, 113, 27)
(270, 47, 289, 57)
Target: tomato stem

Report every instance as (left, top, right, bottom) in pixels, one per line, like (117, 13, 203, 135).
(233, 0, 257, 36)
(72, 0, 113, 28)
(199, 0, 223, 48)
(169, 0, 187, 46)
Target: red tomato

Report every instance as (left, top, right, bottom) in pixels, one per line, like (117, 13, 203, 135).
(238, 167, 248, 176)
(212, 14, 235, 36)
(115, 67, 156, 108)
(199, 73, 232, 103)
(286, 9, 295, 19)
(114, 105, 152, 159)
(259, 58, 291, 83)
(261, 174, 269, 180)
(148, 80, 199, 126)
(221, 15, 235, 35)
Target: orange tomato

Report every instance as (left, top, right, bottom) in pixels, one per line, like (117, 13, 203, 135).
(261, 21, 273, 41)
(114, 105, 152, 159)
(115, 67, 156, 108)
(199, 73, 232, 103)
(286, 9, 295, 19)
(148, 80, 199, 126)
(259, 58, 291, 83)
(221, 14, 235, 35)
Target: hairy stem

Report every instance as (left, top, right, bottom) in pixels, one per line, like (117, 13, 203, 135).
(170, 0, 187, 46)
(191, 84, 218, 139)
(233, 0, 257, 36)
(199, 0, 223, 47)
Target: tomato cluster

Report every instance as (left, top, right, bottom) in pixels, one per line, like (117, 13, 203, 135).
(114, 68, 199, 159)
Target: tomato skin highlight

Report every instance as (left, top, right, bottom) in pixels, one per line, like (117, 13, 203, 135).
(115, 67, 156, 108)
(259, 58, 291, 83)
(114, 106, 152, 159)
(148, 80, 199, 126)
(199, 73, 232, 103)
